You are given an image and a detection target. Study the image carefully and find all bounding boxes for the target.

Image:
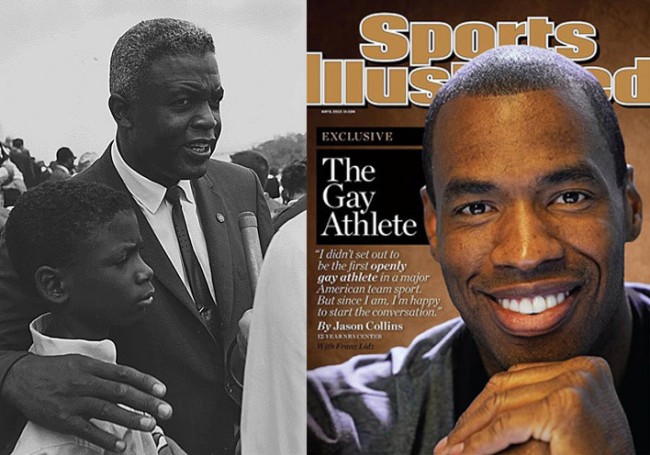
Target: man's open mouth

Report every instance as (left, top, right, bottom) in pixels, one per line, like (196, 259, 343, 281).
(184, 139, 215, 157)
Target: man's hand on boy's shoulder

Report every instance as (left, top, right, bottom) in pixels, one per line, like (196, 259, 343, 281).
(1, 353, 173, 452)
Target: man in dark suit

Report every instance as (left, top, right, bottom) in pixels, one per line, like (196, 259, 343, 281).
(0, 18, 272, 454)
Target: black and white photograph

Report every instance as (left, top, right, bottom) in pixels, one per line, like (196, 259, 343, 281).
(0, 1, 305, 454)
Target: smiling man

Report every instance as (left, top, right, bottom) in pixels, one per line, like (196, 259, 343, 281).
(0, 19, 272, 454)
(308, 46, 648, 454)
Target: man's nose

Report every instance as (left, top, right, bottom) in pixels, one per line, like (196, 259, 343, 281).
(489, 202, 564, 271)
(192, 101, 219, 130)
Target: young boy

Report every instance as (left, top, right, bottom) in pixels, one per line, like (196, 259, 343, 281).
(5, 180, 181, 454)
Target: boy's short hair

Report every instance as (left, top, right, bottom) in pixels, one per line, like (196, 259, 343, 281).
(5, 180, 133, 291)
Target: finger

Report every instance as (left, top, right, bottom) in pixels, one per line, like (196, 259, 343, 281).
(75, 358, 173, 421)
(506, 362, 557, 372)
(90, 359, 167, 398)
(459, 398, 558, 454)
(88, 378, 173, 422)
(498, 440, 550, 455)
(458, 360, 578, 421)
(446, 359, 601, 448)
(76, 397, 160, 432)
(65, 415, 128, 453)
(508, 356, 603, 373)
(448, 375, 568, 446)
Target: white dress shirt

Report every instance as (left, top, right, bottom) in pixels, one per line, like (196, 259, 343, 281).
(10, 314, 164, 455)
(111, 140, 216, 301)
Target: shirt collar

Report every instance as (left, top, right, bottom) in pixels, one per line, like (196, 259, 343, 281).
(29, 313, 117, 364)
(111, 140, 195, 213)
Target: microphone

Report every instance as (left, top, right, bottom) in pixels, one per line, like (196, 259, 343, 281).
(228, 212, 265, 394)
(238, 211, 263, 295)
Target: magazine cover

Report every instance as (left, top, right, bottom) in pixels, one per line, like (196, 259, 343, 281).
(307, 1, 649, 453)
(0, 1, 304, 454)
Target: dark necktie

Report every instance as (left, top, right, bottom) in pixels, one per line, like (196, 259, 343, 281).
(165, 185, 222, 341)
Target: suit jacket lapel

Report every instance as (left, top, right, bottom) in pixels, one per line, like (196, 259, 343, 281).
(192, 175, 235, 325)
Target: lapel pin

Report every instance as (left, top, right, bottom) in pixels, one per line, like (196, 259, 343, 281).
(216, 213, 225, 223)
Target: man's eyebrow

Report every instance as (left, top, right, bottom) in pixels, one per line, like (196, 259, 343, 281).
(170, 84, 224, 98)
(538, 164, 601, 186)
(443, 179, 498, 203)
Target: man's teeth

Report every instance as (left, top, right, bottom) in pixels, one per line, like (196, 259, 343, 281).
(188, 144, 209, 152)
(498, 292, 568, 315)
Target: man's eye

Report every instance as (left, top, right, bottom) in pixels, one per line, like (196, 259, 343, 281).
(174, 98, 190, 107)
(459, 202, 492, 216)
(554, 191, 587, 204)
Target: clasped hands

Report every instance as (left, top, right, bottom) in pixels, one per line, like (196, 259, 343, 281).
(433, 357, 634, 455)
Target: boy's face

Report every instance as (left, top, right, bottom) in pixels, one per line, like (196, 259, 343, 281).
(61, 209, 154, 339)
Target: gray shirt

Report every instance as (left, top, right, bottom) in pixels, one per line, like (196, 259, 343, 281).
(308, 318, 464, 454)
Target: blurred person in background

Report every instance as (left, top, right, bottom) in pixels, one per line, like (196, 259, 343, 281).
(48, 147, 76, 182)
(265, 166, 280, 199)
(76, 152, 99, 174)
(274, 159, 306, 231)
(9, 139, 36, 189)
(1, 144, 27, 208)
(231, 151, 285, 217)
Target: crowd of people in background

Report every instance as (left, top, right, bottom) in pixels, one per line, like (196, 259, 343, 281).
(230, 151, 306, 229)
(0, 134, 306, 237)
(0, 136, 101, 213)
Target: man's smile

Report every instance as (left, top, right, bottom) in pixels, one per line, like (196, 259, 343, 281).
(478, 281, 583, 337)
(499, 290, 568, 314)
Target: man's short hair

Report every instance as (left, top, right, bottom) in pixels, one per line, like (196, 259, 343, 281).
(281, 160, 307, 198)
(109, 18, 216, 101)
(11, 138, 23, 148)
(56, 147, 75, 163)
(230, 151, 270, 188)
(5, 180, 132, 292)
(422, 45, 626, 203)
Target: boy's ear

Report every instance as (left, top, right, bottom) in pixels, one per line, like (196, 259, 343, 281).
(420, 186, 440, 262)
(34, 266, 70, 306)
(108, 94, 133, 128)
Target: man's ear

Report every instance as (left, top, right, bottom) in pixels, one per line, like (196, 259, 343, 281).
(420, 186, 440, 262)
(108, 94, 133, 128)
(623, 165, 643, 242)
(34, 266, 70, 307)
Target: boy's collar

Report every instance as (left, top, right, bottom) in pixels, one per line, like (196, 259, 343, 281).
(29, 313, 117, 364)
